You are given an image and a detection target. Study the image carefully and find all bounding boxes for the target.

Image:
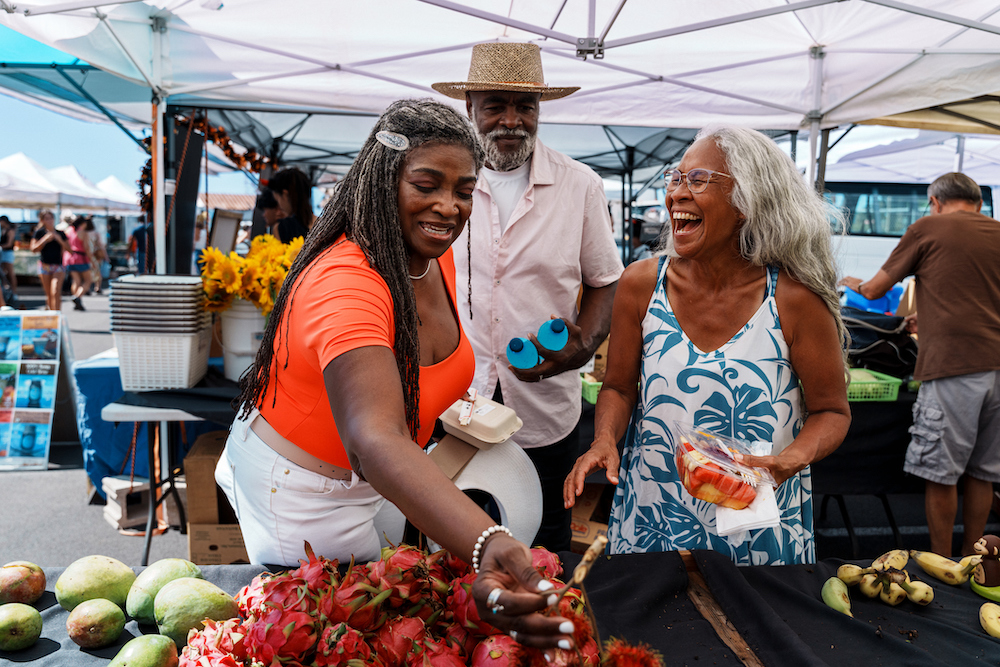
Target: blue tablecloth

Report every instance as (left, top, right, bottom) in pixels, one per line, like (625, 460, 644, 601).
(72, 352, 227, 499)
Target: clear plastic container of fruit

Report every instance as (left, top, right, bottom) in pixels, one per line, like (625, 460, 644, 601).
(673, 424, 776, 510)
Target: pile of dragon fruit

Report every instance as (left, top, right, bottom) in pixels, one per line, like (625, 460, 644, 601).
(179, 542, 661, 667)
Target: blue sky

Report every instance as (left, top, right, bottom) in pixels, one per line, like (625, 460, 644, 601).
(0, 25, 253, 198)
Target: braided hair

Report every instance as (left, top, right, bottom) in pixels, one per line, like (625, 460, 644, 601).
(238, 99, 485, 439)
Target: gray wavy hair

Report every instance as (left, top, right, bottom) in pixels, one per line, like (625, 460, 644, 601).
(660, 125, 847, 351)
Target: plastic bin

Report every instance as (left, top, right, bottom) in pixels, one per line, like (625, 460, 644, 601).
(114, 326, 211, 392)
(582, 375, 602, 404)
(847, 368, 903, 402)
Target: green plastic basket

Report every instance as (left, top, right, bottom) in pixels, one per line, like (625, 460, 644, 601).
(582, 376, 602, 404)
(847, 368, 903, 402)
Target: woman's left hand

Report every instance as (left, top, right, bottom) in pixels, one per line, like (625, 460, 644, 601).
(472, 535, 575, 650)
(736, 452, 807, 487)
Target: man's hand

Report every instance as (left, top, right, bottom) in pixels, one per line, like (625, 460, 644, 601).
(904, 312, 918, 334)
(507, 317, 590, 382)
(838, 276, 863, 293)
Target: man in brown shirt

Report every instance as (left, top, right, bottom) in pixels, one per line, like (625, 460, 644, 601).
(841, 172, 1000, 557)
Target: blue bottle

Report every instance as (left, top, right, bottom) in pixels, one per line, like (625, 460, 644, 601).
(537, 318, 568, 351)
(506, 337, 540, 369)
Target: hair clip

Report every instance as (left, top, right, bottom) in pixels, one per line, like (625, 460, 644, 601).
(375, 131, 409, 151)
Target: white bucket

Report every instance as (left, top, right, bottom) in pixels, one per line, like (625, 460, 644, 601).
(219, 298, 266, 381)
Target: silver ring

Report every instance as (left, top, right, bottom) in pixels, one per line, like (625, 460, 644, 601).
(487, 587, 502, 608)
(510, 630, 519, 643)
(490, 603, 505, 614)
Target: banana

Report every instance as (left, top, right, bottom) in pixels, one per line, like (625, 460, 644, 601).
(980, 602, 1000, 638)
(898, 579, 934, 606)
(971, 579, 1000, 603)
(879, 581, 907, 606)
(909, 550, 972, 585)
(837, 563, 873, 586)
(960, 554, 983, 577)
(859, 573, 882, 598)
(872, 549, 908, 571)
(822, 576, 853, 617)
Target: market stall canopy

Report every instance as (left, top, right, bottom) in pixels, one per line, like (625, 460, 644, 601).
(861, 93, 1000, 134)
(5, 1, 1000, 131)
(823, 130, 1000, 184)
(0, 152, 142, 211)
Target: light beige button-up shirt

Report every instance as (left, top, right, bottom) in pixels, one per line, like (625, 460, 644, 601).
(453, 139, 625, 448)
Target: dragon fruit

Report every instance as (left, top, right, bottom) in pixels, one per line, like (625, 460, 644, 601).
(317, 563, 392, 633)
(291, 541, 339, 593)
(446, 573, 499, 637)
(470, 633, 520, 667)
(180, 617, 247, 667)
(368, 545, 429, 610)
(313, 622, 376, 667)
(243, 606, 318, 666)
(530, 548, 563, 579)
(436, 621, 478, 658)
(372, 616, 427, 667)
(409, 636, 466, 667)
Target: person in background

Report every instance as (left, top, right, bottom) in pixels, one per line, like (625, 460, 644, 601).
(257, 188, 284, 236)
(840, 172, 1000, 557)
(63, 216, 95, 311)
(215, 99, 574, 650)
(128, 216, 154, 274)
(87, 220, 110, 295)
(565, 126, 851, 565)
(30, 210, 71, 311)
(267, 168, 314, 243)
(0, 216, 17, 298)
(433, 42, 624, 552)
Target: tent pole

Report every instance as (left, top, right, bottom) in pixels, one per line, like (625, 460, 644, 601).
(152, 100, 166, 275)
(807, 46, 825, 188)
(620, 176, 627, 266)
(817, 128, 830, 192)
(955, 135, 966, 171)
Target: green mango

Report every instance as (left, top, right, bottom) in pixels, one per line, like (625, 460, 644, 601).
(127, 559, 203, 625)
(108, 634, 178, 667)
(55, 555, 135, 612)
(66, 598, 127, 649)
(0, 603, 42, 652)
(153, 577, 238, 647)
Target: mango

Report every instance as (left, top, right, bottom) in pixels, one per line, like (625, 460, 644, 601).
(0, 603, 43, 652)
(153, 578, 238, 647)
(55, 555, 135, 612)
(0, 561, 46, 604)
(127, 559, 203, 626)
(109, 634, 179, 667)
(67, 598, 126, 649)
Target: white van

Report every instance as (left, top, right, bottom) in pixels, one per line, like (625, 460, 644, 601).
(824, 181, 994, 280)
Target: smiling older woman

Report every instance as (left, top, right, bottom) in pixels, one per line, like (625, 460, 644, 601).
(564, 125, 851, 565)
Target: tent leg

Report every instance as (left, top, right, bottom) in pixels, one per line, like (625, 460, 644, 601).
(816, 128, 830, 192)
(152, 100, 167, 275)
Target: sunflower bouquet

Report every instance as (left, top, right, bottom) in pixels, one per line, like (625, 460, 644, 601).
(200, 234, 303, 318)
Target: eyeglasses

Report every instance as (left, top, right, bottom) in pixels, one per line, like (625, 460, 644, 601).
(664, 168, 732, 194)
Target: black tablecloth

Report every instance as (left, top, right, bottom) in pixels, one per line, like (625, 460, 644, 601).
(8, 554, 1000, 666)
(116, 367, 241, 426)
(811, 391, 924, 496)
(697, 550, 999, 666)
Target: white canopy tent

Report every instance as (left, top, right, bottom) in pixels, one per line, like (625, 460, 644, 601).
(7, 0, 1000, 271)
(0, 152, 141, 212)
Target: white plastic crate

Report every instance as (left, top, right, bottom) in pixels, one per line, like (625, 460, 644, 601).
(115, 325, 211, 392)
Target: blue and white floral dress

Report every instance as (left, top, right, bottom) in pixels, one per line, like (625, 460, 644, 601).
(607, 257, 814, 565)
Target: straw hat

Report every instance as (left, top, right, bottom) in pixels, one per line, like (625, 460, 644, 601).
(432, 43, 579, 101)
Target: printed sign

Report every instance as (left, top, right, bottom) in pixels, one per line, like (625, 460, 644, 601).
(0, 312, 61, 471)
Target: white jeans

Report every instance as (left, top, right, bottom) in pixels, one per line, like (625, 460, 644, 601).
(214, 408, 385, 566)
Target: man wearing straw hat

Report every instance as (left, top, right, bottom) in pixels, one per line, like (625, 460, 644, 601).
(434, 43, 624, 552)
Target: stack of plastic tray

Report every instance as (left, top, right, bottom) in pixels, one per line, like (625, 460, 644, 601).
(110, 275, 211, 391)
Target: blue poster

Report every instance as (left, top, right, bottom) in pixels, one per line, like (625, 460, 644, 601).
(0, 410, 11, 457)
(20, 314, 60, 361)
(0, 362, 16, 409)
(0, 315, 21, 362)
(7, 411, 51, 460)
(16, 362, 56, 410)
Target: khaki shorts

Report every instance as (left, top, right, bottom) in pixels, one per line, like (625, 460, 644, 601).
(904, 370, 1000, 485)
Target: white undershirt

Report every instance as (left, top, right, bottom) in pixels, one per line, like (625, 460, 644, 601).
(480, 159, 531, 233)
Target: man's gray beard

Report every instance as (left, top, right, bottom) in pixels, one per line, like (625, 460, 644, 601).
(479, 127, 536, 172)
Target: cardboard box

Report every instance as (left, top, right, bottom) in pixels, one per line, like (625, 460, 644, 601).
(183, 429, 248, 564)
(188, 524, 249, 565)
(571, 483, 611, 554)
(591, 337, 610, 382)
(428, 434, 478, 480)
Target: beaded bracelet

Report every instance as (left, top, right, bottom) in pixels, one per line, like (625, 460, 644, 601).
(471, 524, 513, 574)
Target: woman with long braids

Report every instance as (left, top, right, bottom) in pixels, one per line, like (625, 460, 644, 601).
(215, 99, 574, 648)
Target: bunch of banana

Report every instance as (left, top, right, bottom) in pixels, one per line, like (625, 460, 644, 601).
(980, 602, 1000, 638)
(829, 550, 935, 611)
(908, 550, 982, 585)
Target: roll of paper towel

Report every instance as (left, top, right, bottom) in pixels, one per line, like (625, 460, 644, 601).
(373, 438, 542, 550)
